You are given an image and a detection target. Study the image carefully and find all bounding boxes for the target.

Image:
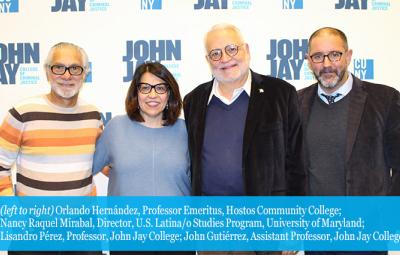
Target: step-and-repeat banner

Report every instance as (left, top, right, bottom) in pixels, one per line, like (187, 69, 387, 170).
(1, 0, 399, 194)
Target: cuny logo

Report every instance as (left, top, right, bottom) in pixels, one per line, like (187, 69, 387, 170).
(0, 0, 18, 13)
(51, 0, 110, 12)
(194, 0, 252, 10)
(141, 0, 162, 10)
(353, 59, 374, 80)
(122, 40, 182, 83)
(0, 43, 40, 85)
(335, 0, 390, 10)
(266, 39, 308, 80)
(282, 0, 303, 9)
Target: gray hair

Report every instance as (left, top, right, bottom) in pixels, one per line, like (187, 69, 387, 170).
(44, 42, 90, 74)
(204, 23, 246, 52)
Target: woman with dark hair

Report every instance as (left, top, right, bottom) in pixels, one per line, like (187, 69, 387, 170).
(93, 62, 193, 255)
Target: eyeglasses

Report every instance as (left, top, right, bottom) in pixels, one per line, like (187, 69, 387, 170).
(137, 82, 169, 94)
(207, 44, 243, 61)
(309, 51, 344, 63)
(49, 65, 84, 76)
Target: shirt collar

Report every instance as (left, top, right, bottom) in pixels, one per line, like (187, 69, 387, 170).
(318, 72, 353, 104)
(207, 71, 252, 105)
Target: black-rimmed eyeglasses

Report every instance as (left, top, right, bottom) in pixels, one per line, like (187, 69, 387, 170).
(49, 65, 84, 76)
(138, 83, 169, 94)
(207, 44, 243, 61)
(309, 51, 344, 63)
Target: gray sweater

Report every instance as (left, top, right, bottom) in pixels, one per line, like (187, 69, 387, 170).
(306, 96, 350, 195)
(93, 115, 191, 196)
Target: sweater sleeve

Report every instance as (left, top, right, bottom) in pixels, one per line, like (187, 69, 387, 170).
(0, 108, 24, 196)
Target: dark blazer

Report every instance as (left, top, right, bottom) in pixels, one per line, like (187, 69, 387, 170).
(298, 75, 400, 196)
(183, 71, 305, 196)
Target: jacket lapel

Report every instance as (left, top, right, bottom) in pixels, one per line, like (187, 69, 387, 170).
(243, 71, 267, 157)
(194, 82, 213, 159)
(345, 75, 367, 162)
(300, 84, 318, 131)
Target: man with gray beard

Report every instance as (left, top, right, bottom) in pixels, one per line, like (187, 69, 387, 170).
(298, 27, 400, 255)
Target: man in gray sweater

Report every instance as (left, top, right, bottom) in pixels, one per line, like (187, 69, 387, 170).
(298, 27, 400, 255)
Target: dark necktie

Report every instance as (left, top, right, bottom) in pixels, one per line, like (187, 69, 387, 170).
(321, 93, 342, 105)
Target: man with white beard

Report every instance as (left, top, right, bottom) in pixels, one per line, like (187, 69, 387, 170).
(298, 27, 400, 255)
(0, 42, 102, 254)
(184, 24, 305, 254)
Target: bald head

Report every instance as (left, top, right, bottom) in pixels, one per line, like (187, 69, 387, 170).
(308, 27, 348, 53)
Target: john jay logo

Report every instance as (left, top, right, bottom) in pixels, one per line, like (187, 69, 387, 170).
(335, 0, 367, 9)
(194, 0, 227, 9)
(141, 0, 162, 10)
(52, 0, 85, 11)
(122, 40, 182, 82)
(51, 0, 110, 12)
(85, 62, 92, 83)
(353, 59, 374, 80)
(194, 0, 252, 10)
(0, 43, 40, 85)
(282, 0, 303, 9)
(335, 0, 390, 10)
(0, 0, 18, 13)
(101, 112, 112, 126)
(266, 39, 308, 80)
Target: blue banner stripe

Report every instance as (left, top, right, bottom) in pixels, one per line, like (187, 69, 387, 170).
(0, 197, 399, 251)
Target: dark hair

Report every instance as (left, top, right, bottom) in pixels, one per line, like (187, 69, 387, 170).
(125, 62, 182, 126)
(308, 27, 348, 52)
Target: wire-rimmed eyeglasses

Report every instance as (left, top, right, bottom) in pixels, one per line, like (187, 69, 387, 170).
(207, 44, 243, 61)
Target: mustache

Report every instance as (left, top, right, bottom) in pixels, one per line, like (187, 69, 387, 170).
(219, 63, 237, 69)
(319, 67, 338, 75)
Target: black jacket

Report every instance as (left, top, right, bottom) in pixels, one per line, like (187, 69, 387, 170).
(298, 75, 400, 196)
(184, 71, 305, 196)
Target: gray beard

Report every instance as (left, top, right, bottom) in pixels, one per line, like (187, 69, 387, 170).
(315, 69, 345, 89)
(318, 75, 340, 89)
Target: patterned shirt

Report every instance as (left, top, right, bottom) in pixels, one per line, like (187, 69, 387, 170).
(0, 95, 103, 196)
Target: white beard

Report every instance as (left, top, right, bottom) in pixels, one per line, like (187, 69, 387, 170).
(51, 83, 81, 99)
